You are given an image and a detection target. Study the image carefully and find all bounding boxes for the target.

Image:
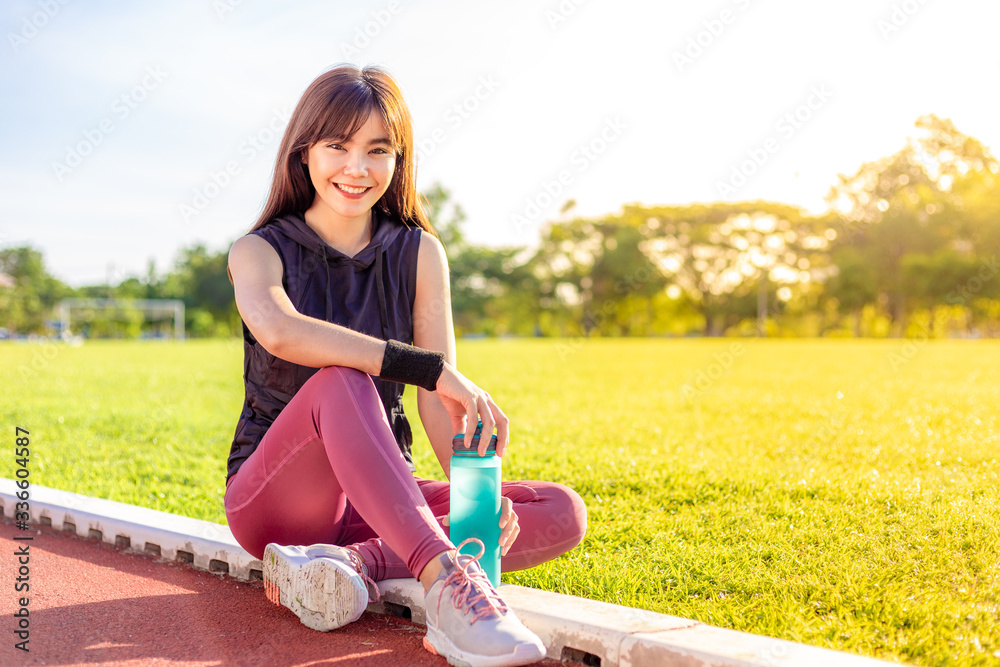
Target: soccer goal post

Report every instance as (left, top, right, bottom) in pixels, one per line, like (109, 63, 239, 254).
(58, 298, 185, 339)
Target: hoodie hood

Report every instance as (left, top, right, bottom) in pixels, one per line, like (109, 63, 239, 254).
(270, 207, 408, 272)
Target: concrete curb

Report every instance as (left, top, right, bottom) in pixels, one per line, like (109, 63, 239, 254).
(1, 480, 897, 666)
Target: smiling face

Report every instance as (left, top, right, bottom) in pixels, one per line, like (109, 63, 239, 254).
(303, 109, 396, 229)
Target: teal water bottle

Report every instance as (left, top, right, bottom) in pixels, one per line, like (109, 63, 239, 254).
(450, 420, 501, 586)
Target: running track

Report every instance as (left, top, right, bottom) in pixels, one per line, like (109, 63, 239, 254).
(0, 520, 582, 666)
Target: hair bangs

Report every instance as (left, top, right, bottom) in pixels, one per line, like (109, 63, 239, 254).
(311, 86, 371, 145)
(306, 83, 396, 153)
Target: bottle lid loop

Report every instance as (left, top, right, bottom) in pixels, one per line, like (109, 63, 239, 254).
(452, 420, 498, 453)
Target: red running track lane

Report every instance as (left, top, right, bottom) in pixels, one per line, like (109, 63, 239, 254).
(0, 520, 583, 666)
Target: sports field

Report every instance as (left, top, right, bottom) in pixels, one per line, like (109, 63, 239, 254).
(3, 338, 998, 665)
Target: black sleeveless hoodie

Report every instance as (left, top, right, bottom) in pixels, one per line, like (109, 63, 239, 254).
(226, 207, 423, 481)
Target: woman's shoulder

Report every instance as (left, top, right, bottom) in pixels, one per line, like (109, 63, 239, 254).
(229, 232, 281, 266)
(416, 228, 443, 252)
(415, 231, 448, 275)
(227, 232, 283, 286)
(231, 221, 285, 255)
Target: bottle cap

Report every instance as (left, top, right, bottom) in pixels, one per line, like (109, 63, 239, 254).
(452, 420, 498, 453)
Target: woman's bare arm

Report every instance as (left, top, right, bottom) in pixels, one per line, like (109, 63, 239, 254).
(413, 233, 461, 476)
(413, 233, 510, 475)
(228, 234, 387, 373)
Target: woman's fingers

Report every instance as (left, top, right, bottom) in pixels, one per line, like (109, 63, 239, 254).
(475, 393, 493, 456)
(437, 365, 475, 448)
(504, 522, 520, 557)
(499, 498, 519, 556)
(485, 393, 509, 457)
(463, 398, 479, 449)
(437, 363, 510, 455)
(471, 391, 507, 456)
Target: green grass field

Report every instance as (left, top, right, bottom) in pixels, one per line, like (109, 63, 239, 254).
(3, 338, 999, 665)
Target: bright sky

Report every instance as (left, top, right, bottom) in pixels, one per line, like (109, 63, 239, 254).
(2, 0, 998, 287)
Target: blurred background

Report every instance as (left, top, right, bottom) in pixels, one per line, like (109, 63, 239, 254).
(2, 0, 998, 339)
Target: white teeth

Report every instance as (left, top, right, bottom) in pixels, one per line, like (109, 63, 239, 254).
(335, 183, 368, 194)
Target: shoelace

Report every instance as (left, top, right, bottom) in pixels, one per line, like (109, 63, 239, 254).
(344, 547, 381, 603)
(435, 538, 508, 625)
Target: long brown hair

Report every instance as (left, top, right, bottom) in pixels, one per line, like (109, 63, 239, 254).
(249, 64, 436, 236)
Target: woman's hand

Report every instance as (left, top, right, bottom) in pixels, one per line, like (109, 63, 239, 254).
(441, 496, 519, 556)
(435, 361, 510, 456)
(499, 496, 519, 556)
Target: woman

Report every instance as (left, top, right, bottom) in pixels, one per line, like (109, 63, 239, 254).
(225, 64, 586, 667)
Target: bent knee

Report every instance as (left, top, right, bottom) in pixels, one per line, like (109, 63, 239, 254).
(564, 485, 588, 547)
(309, 365, 379, 399)
(546, 482, 588, 550)
(313, 364, 369, 384)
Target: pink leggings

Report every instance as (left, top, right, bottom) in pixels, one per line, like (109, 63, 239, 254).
(224, 365, 587, 581)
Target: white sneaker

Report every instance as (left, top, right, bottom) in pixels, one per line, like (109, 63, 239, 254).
(423, 538, 546, 667)
(263, 543, 379, 632)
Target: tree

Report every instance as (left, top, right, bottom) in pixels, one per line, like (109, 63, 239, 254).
(533, 215, 668, 336)
(0, 246, 71, 334)
(637, 202, 835, 336)
(825, 247, 880, 336)
(422, 182, 468, 256)
(448, 245, 540, 336)
(826, 115, 998, 333)
(160, 244, 238, 337)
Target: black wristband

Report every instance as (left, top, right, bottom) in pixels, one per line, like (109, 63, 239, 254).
(379, 339, 445, 391)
